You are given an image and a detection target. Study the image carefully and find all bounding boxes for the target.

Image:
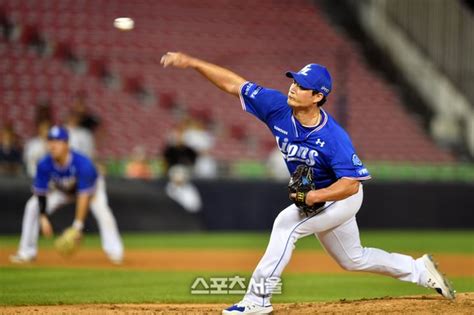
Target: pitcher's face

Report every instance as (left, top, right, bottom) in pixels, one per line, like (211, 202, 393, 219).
(287, 80, 323, 108)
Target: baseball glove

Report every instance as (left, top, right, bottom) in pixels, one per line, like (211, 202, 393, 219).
(288, 164, 325, 215)
(54, 227, 82, 256)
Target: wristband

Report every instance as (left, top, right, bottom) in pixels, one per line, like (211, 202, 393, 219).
(72, 220, 84, 231)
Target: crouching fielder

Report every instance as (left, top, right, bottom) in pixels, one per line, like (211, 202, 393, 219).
(10, 126, 123, 264)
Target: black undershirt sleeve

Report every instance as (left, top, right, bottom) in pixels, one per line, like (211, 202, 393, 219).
(38, 195, 47, 216)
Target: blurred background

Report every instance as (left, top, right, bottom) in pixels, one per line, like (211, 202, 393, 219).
(1, 0, 473, 232)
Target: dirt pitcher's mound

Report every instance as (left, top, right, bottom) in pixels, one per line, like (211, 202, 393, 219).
(1, 293, 473, 314)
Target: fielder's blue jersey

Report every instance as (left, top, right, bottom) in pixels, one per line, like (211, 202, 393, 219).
(239, 82, 371, 189)
(33, 150, 98, 195)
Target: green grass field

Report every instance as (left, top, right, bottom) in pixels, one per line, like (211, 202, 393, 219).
(1, 230, 473, 252)
(1, 231, 473, 306)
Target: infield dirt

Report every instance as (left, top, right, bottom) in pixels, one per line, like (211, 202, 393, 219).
(1, 248, 473, 275)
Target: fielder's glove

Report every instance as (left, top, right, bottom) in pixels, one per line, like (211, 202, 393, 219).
(288, 164, 325, 216)
(54, 227, 82, 256)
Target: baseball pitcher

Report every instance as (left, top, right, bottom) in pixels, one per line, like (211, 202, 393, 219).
(161, 52, 455, 314)
(10, 126, 123, 264)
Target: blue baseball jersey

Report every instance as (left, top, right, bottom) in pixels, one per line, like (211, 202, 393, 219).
(239, 82, 371, 189)
(33, 150, 98, 195)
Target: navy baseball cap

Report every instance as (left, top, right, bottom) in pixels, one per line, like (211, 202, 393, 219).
(47, 126, 69, 141)
(286, 64, 332, 97)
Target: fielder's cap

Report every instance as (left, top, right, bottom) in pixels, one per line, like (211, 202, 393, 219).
(286, 64, 332, 97)
(47, 125, 69, 141)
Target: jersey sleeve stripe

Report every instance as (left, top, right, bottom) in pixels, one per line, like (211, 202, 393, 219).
(77, 185, 97, 195)
(342, 176, 372, 181)
(238, 81, 249, 111)
(32, 187, 48, 195)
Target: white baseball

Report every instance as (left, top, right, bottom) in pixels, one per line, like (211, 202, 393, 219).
(113, 17, 134, 31)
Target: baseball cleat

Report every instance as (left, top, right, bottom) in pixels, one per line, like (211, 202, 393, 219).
(222, 300, 273, 314)
(9, 253, 35, 264)
(421, 254, 456, 300)
(108, 255, 123, 265)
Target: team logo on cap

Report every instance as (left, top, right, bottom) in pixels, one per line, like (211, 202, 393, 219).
(50, 126, 60, 137)
(299, 65, 312, 76)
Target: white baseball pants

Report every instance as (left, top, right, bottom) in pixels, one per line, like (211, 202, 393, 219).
(245, 185, 427, 306)
(17, 177, 124, 261)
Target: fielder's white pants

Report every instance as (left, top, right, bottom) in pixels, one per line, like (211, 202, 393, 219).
(245, 185, 427, 306)
(17, 177, 124, 260)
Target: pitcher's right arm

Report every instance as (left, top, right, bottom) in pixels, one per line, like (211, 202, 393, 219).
(160, 52, 246, 97)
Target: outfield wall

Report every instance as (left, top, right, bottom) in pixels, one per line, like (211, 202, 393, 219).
(1, 177, 473, 233)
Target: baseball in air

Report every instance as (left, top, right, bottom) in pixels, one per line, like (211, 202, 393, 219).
(114, 17, 134, 31)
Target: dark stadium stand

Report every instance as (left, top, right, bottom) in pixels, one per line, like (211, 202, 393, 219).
(0, 0, 454, 162)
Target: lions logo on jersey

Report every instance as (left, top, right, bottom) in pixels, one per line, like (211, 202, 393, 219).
(276, 136, 320, 166)
(50, 174, 77, 193)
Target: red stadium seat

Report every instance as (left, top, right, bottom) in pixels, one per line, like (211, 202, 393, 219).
(0, 0, 454, 162)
